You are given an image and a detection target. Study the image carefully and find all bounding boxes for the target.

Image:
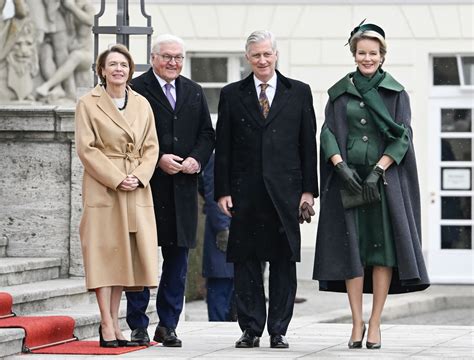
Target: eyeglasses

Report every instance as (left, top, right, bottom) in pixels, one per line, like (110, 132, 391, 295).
(156, 53, 184, 63)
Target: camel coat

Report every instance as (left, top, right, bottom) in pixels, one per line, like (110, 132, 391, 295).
(75, 84, 159, 290)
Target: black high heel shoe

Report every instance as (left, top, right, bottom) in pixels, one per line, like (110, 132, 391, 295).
(99, 325, 119, 348)
(366, 328, 381, 349)
(348, 323, 366, 349)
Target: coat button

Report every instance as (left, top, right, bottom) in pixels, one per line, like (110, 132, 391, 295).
(174, 115, 178, 120)
(360, 101, 365, 108)
(362, 135, 368, 142)
(360, 118, 367, 125)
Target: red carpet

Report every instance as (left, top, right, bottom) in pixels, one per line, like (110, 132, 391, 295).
(0, 292, 14, 318)
(31, 341, 153, 355)
(0, 291, 152, 355)
(0, 315, 76, 351)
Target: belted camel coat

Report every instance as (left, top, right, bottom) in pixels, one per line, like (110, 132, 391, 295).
(75, 84, 159, 290)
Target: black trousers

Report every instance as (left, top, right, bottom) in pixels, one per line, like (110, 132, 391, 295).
(234, 258, 296, 337)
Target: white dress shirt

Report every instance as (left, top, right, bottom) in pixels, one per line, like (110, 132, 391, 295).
(253, 72, 277, 106)
(153, 71, 177, 102)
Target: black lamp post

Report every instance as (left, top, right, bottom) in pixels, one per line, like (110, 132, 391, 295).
(92, 0, 153, 84)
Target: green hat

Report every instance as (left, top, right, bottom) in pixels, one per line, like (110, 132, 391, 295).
(346, 19, 385, 45)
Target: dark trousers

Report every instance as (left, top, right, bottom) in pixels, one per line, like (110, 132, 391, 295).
(126, 246, 189, 330)
(234, 258, 296, 337)
(206, 277, 234, 321)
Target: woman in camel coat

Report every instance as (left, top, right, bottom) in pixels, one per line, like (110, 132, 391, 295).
(75, 44, 159, 347)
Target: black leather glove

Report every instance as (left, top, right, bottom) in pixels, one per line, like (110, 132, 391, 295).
(299, 201, 316, 224)
(334, 161, 362, 194)
(362, 165, 384, 202)
(216, 229, 229, 252)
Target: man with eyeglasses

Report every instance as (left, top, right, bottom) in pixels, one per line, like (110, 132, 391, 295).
(215, 30, 318, 349)
(125, 34, 215, 347)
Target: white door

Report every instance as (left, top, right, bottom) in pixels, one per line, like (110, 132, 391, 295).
(427, 99, 474, 283)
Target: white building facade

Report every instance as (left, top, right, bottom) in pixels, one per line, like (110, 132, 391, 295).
(97, 0, 474, 283)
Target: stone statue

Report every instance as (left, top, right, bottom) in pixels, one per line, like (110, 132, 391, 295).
(28, 0, 94, 102)
(34, 0, 94, 101)
(0, 0, 38, 102)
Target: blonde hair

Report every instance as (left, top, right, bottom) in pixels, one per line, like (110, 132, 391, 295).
(349, 30, 387, 61)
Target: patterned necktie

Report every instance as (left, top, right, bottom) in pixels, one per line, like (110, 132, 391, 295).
(164, 83, 176, 110)
(259, 83, 270, 118)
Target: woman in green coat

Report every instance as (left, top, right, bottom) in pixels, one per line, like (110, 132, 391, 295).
(313, 21, 429, 350)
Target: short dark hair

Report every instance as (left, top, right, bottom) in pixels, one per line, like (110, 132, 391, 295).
(96, 44, 135, 84)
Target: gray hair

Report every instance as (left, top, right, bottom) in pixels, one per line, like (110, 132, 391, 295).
(349, 30, 387, 60)
(151, 34, 185, 55)
(245, 30, 277, 54)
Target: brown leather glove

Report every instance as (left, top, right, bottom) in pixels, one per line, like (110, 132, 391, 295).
(298, 201, 315, 224)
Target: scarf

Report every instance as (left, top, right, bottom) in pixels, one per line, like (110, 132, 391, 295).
(352, 68, 406, 140)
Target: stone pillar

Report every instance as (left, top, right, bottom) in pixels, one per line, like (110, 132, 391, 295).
(0, 106, 79, 276)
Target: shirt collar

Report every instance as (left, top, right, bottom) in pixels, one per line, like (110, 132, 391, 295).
(253, 72, 277, 89)
(153, 70, 176, 89)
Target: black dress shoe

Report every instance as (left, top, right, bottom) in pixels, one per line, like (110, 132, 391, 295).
(154, 326, 182, 347)
(117, 339, 141, 347)
(270, 334, 289, 349)
(98, 325, 118, 348)
(130, 328, 150, 346)
(235, 329, 260, 348)
(348, 323, 366, 349)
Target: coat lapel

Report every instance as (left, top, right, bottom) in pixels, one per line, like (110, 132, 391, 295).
(174, 76, 186, 114)
(264, 75, 291, 126)
(239, 74, 264, 128)
(94, 85, 134, 140)
(143, 69, 174, 113)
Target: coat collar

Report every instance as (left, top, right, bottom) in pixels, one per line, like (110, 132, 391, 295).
(92, 84, 138, 140)
(142, 68, 187, 114)
(239, 70, 292, 127)
(328, 71, 404, 102)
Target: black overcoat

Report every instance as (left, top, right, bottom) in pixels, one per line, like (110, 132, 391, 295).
(131, 69, 215, 248)
(313, 73, 430, 294)
(214, 71, 318, 262)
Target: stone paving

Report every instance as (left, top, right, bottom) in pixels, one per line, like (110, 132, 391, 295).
(5, 281, 474, 359)
(5, 321, 473, 359)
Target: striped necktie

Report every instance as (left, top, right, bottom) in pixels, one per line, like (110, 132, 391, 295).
(259, 83, 270, 118)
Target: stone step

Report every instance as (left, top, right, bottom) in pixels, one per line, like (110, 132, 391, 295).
(0, 300, 158, 357)
(0, 257, 61, 286)
(6, 278, 94, 315)
(0, 238, 7, 257)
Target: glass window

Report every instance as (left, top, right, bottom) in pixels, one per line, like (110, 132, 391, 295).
(191, 58, 227, 83)
(461, 56, 474, 85)
(441, 109, 472, 133)
(433, 57, 460, 85)
(441, 138, 472, 161)
(441, 226, 472, 249)
(202, 88, 221, 114)
(239, 57, 251, 79)
(441, 197, 471, 220)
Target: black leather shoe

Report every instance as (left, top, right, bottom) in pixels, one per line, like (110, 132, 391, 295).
(348, 323, 366, 349)
(117, 339, 141, 347)
(270, 334, 289, 349)
(235, 329, 260, 348)
(130, 328, 150, 346)
(366, 328, 381, 349)
(98, 325, 118, 348)
(154, 326, 182, 347)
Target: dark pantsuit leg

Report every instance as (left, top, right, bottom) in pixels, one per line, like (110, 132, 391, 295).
(206, 277, 234, 321)
(267, 259, 296, 335)
(234, 259, 266, 336)
(126, 287, 150, 330)
(156, 246, 189, 329)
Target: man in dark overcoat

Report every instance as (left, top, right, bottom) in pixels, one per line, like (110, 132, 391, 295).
(125, 34, 215, 347)
(201, 153, 235, 321)
(214, 30, 318, 349)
